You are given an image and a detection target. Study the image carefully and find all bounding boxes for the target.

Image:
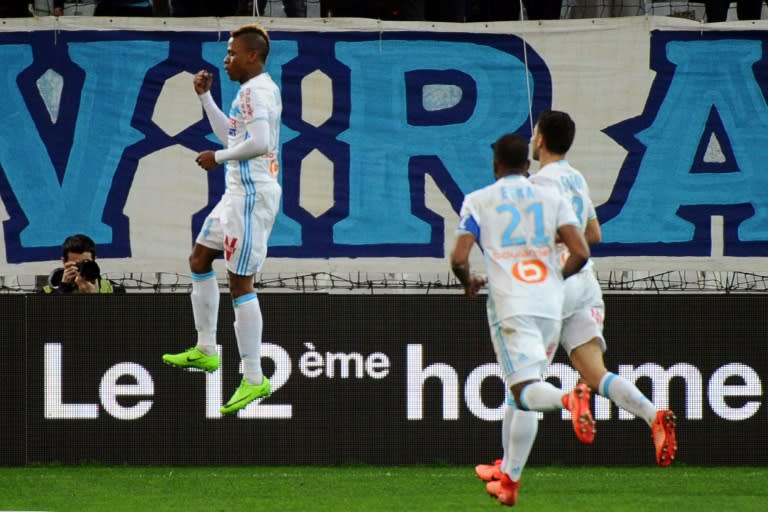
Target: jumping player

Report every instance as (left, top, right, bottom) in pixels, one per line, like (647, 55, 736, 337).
(163, 23, 282, 415)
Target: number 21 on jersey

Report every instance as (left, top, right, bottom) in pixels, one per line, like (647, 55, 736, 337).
(496, 202, 550, 247)
(496, 202, 550, 284)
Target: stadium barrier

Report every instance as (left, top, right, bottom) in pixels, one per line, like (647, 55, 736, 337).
(2, 293, 765, 466)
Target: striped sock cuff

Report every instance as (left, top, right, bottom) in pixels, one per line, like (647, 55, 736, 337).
(191, 270, 217, 282)
(599, 372, 618, 400)
(233, 292, 258, 307)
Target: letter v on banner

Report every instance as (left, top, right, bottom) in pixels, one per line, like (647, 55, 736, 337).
(0, 39, 167, 262)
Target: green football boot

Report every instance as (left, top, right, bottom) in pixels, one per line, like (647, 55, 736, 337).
(162, 346, 220, 372)
(220, 377, 272, 415)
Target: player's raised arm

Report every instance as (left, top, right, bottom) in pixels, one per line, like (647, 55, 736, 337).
(195, 70, 230, 145)
(193, 69, 212, 94)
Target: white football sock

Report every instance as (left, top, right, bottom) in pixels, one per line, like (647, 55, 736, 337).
(519, 381, 566, 411)
(501, 393, 514, 453)
(234, 292, 264, 385)
(501, 408, 538, 482)
(599, 372, 657, 426)
(191, 271, 219, 355)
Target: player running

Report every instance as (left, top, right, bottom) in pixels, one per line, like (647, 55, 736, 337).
(475, 112, 678, 499)
(451, 132, 594, 506)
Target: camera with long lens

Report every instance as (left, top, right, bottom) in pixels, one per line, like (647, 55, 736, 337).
(48, 259, 101, 291)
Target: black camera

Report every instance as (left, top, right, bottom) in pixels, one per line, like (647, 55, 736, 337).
(76, 259, 101, 282)
(48, 259, 101, 290)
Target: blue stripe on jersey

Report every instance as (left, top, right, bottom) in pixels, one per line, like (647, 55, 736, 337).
(233, 291, 258, 307)
(600, 372, 617, 400)
(191, 270, 216, 282)
(236, 160, 256, 275)
(462, 215, 480, 239)
(457, 214, 481, 239)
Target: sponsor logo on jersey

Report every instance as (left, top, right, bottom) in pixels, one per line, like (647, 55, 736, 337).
(240, 88, 253, 119)
(511, 259, 548, 283)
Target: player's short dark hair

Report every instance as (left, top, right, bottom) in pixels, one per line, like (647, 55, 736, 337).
(61, 234, 97, 260)
(537, 110, 575, 154)
(232, 23, 270, 61)
(492, 133, 529, 170)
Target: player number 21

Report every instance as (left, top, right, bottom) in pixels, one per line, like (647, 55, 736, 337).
(496, 202, 550, 246)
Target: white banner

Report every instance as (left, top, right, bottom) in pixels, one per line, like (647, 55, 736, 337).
(0, 16, 766, 283)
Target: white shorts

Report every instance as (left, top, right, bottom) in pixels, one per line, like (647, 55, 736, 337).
(489, 315, 561, 386)
(561, 270, 606, 355)
(196, 183, 281, 276)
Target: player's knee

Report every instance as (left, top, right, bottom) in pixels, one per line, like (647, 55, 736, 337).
(509, 380, 538, 410)
(583, 370, 606, 392)
(570, 343, 607, 389)
(188, 253, 213, 275)
(188, 253, 203, 273)
(227, 273, 255, 298)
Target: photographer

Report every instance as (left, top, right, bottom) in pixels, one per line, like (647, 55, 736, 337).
(42, 234, 122, 294)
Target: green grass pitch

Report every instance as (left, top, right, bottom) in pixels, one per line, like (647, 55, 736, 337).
(1, 465, 766, 511)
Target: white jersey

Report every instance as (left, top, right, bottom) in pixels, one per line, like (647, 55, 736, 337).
(457, 174, 580, 320)
(531, 160, 606, 353)
(225, 73, 282, 194)
(530, 160, 596, 273)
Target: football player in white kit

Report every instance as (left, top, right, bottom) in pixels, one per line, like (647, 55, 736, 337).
(475, 112, 678, 499)
(450, 133, 593, 506)
(163, 24, 282, 415)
